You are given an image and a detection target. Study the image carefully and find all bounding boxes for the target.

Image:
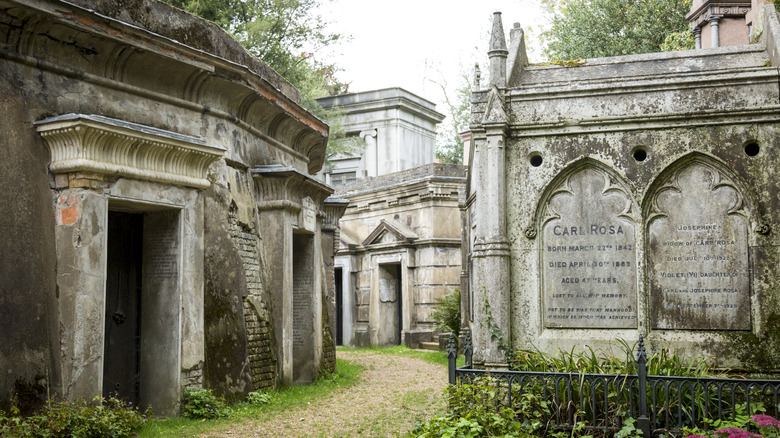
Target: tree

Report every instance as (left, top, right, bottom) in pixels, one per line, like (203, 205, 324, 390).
(432, 67, 473, 165)
(163, 0, 359, 161)
(543, 0, 694, 61)
(163, 0, 346, 105)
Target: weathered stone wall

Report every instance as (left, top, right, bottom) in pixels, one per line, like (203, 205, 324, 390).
(0, 60, 59, 413)
(466, 8, 780, 372)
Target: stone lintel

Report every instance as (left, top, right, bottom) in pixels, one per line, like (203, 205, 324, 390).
(36, 113, 224, 189)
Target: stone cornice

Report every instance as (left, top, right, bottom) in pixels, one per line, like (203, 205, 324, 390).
(340, 178, 465, 214)
(251, 165, 334, 211)
(317, 88, 445, 124)
(335, 237, 462, 255)
(508, 66, 774, 102)
(687, 0, 751, 27)
(322, 196, 350, 231)
(508, 105, 780, 137)
(36, 113, 224, 189)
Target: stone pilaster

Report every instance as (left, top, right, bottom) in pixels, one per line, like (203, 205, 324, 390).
(471, 83, 511, 367)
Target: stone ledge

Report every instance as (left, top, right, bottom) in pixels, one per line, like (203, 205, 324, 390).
(36, 113, 224, 189)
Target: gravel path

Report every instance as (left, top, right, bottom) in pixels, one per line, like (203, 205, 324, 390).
(200, 350, 447, 437)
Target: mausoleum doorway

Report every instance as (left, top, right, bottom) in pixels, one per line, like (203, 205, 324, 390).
(377, 262, 403, 346)
(102, 204, 183, 413)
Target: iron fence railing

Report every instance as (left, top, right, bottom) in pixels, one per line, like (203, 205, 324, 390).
(446, 333, 780, 437)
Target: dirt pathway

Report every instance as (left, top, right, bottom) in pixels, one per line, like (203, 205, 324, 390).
(200, 350, 447, 437)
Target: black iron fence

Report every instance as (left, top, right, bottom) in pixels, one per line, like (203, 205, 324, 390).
(446, 333, 780, 437)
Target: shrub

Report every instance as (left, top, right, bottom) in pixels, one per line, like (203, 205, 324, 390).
(410, 377, 532, 438)
(683, 414, 780, 438)
(431, 289, 460, 337)
(246, 391, 271, 406)
(181, 386, 228, 419)
(0, 396, 150, 437)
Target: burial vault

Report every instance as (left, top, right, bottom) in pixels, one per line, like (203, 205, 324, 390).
(0, 0, 343, 414)
(465, 6, 780, 373)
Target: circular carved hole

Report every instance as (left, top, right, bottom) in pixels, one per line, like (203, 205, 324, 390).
(530, 154, 543, 167)
(633, 148, 647, 162)
(744, 141, 760, 157)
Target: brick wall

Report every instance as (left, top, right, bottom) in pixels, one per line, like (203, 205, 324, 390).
(228, 207, 277, 389)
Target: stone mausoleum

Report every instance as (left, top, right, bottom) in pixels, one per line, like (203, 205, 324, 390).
(0, 0, 344, 415)
(465, 5, 780, 373)
(316, 90, 467, 348)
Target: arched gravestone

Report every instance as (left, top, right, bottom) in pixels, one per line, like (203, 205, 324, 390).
(647, 161, 750, 331)
(541, 167, 638, 328)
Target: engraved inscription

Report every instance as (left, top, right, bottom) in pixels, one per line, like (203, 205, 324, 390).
(542, 168, 637, 328)
(648, 163, 750, 330)
(145, 227, 178, 279)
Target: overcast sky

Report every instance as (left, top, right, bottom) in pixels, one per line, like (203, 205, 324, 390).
(317, 0, 547, 110)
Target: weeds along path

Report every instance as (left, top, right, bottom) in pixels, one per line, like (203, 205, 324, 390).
(202, 350, 447, 437)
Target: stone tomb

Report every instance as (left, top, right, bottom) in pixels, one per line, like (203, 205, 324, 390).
(465, 9, 780, 371)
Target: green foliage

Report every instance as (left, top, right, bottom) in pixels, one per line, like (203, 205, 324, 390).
(409, 377, 534, 438)
(482, 287, 512, 360)
(0, 396, 150, 437)
(163, 0, 345, 100)
(161, 0, 351, 159)
(181, 386, 228, 420)
(432, 289, 461, 337)
(544, 0, 693, 61)
(615, 417, 642, 438)
(661, 30, 696, 52)
(245, 391, 271, 406)
(510, 339, 721, 377)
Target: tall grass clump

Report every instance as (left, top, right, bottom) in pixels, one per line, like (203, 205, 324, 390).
(431, 289, 461, 338)
(413, 340, 741, 438)
(506, 340, 728, 434)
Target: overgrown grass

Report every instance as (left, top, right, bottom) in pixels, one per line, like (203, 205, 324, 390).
(137, 357, 364, 437)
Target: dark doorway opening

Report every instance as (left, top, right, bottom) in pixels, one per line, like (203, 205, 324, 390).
(378, 262, 403, 345)
(103, 211, 143, 405)
(335, 267, 343, 346)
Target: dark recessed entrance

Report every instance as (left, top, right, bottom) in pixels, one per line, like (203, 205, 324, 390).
(103, 211, 143, 405)
(378, 262, 403, 345)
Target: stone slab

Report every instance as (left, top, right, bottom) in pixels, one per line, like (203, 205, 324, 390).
(542, 168, 638, 329)
(648, 162, 750, 330)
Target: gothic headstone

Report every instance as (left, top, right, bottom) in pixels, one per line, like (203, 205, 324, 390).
(542, 168, 638, 329)
(647, 162, 750, 330)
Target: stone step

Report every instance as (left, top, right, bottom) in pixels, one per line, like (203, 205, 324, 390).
(419, 341, 440, 351)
